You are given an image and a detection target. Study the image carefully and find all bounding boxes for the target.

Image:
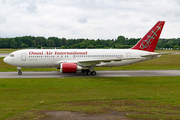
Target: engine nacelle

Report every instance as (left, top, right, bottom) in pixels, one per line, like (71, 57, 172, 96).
(60, 63, 84, 73)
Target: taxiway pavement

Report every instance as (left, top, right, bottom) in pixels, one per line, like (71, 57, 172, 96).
(0, 70, 180, 78)
(0, 53, 9, 57)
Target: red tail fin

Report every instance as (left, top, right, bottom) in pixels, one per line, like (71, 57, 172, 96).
(131, 21, 165, 52)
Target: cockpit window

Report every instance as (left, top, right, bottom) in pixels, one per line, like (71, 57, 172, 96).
(10, 54, 14, 57)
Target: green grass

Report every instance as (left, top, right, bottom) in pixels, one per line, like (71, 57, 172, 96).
(1, 77, 180, 119)
(0, 49, 18, 53)
(1, 49, 180, 119)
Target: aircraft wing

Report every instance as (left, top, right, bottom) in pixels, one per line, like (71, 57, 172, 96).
(57, 52, 173, 67)
(77, 57, 141, 66)
(57, 53, 173, 67)
(56, 57, 142, 67)
(78, 52, 173, 66)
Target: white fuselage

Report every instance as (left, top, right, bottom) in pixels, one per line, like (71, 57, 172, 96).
(3, 49, 160, 68)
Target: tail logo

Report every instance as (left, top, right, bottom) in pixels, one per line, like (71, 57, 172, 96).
(140, 25, 162, 49)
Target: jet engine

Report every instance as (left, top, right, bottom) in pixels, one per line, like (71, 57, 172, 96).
(60, 63, 85, 73)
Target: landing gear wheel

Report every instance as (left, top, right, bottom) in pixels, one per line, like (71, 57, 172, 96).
(91, 71, 96, 76)
(17, 68, 22, 75)
(81, 70, 86, 73)
(18, 71, 22, 75)
(86, 71, 91, 75)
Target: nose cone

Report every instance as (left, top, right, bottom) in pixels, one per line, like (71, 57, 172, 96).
(3, 57, 7, 63)
(3, 57, 12, 65)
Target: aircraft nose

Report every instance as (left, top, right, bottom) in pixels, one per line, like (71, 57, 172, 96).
(3, 57, 11, 65)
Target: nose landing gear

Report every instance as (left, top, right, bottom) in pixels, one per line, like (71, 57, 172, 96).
(17, 67, 22, 75)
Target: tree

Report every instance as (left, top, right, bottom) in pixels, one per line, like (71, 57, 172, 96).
(128, 38, 140, 45)
(1, 35, 180, 49)
(72, 43, 80, 48)
(66, 39, 74, 46)
(48, 37, 61, 47)
(116, 36, 126, 45)
(107, 39, 114, 47)
(10, 39, 17, 49)
(163, 43, 171, 48)
(79, 42, 87, 48)
(67, 45, 72, 49)
(32, 40, 36, 48)
(37, 45, 41, 49)
(35, 37, 47, 47)
(61, 46, 66, 49)
(87, 44, 94, 48)
(21, 36, 34, 47)
(0, 38, 9, 48)
(62, 38, 66, 46)
(15, 37, 23, 48)
(20, 43, 29, 48)
(46, 39, 55, 47)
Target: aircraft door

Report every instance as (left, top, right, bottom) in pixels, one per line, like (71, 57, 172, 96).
(21, 53, 26, 61)
(126, 52, 131, 58)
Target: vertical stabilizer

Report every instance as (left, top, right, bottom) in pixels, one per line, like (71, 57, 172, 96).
(131, 21, 165, 52)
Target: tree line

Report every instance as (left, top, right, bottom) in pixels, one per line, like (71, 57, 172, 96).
(0, 36, 180, 49)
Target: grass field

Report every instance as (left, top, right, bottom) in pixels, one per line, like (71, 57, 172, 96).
(1, 49, 180, 119)
(0, 49, 18, 53)
(1, 77, 180, 119)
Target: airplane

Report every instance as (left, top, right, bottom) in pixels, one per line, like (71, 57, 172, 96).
(3, 21, 165, 76)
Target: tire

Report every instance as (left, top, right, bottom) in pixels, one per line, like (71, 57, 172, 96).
(18, 72, 22, 75)
(91, 71, 96, 76)
(86, 70, 91, 75)
(81, 70, 86, 73)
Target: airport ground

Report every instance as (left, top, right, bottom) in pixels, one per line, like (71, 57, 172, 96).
(1, 50, 180, 120)
(1, 70, 180, 78)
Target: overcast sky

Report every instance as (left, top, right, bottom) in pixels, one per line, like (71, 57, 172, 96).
(0, 0, 180, 39)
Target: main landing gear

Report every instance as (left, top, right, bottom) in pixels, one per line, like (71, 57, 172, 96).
(85, 70, 96, 76)
(17, 67, 22, 75)
(83, 67, 96, 76)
